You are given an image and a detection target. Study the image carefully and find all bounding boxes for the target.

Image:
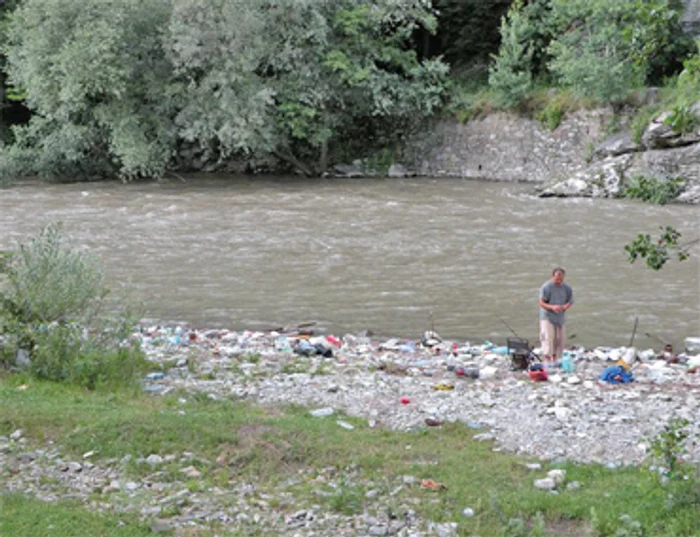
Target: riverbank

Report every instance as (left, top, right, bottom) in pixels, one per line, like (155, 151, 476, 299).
(2, 325, 700, 537)
(136, 325, 700, 466)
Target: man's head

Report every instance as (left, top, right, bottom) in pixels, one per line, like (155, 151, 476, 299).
(551, 267, 565, 285)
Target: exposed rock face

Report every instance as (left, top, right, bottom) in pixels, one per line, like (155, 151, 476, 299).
(404, 109, 611, 183)
(682, 0, 700, 36)
(403, 107, 700, 203)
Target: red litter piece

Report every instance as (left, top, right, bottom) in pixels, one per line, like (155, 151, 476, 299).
(400, 397, 410, 405)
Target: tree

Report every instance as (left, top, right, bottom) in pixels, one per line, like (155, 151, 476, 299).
(547, 0, 691, 102)
(166, 0, 449, 176)
(1, 0, 175, 183)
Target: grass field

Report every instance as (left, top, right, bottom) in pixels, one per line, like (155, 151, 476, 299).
(1, 374, 699, 537)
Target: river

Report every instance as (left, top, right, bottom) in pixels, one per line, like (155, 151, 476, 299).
(0, 176, 698, 350)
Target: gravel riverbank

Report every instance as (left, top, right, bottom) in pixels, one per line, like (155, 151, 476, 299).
(142, 326, 700, 465)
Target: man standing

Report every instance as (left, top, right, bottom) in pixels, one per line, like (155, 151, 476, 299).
(539, 267, 573, 362)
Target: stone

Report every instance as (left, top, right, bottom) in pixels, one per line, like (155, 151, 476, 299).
(547, 469, 566, 485)
(534, 478, 557, 490)
(594, 132, 640, 159)
(387, 164, 414, 178)
(368, 525, 388, 536)
(10, 429, 23, 441)
(180, 465, 202, 478)
(462, 507, 476, 517)
(15, 349, 31, 369)
(150, 520, 173, 533)
(67, 461, 83, 473)
(333, 163, 365, 178)
(685, 337, 700, 354)
(145, 454, 164, 465)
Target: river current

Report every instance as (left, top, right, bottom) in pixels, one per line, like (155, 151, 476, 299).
(1, 176, 698, 349)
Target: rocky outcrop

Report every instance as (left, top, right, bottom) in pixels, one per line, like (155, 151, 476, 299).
(683, 0, 700, 36)
(539, 108, 700, 202)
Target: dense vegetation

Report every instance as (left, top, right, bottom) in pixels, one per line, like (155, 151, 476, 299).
(1, 0, 696, 182)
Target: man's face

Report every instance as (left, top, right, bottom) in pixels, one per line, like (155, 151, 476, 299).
(552, 271, 564, 285)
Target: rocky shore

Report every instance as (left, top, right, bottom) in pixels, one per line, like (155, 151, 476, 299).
(133, 326, 700, 465)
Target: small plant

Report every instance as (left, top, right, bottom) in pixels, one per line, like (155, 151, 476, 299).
(584, 141, 595, 164)
(647, 418, 693, 480)
(536, 103, 563, 131)
(622, 175, 683, 205)
(664, 104, 699, 134)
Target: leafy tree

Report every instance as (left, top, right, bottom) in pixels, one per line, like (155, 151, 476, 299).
(166, 0, 449, 176)
(547, 0, 690, 102)
(488, 0, 535, 107)
(432, 0, 512, 72)
(1, 0, 175, 183)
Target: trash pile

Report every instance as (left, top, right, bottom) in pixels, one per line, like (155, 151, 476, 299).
(134, 324, 700, 464)
(134, 325, 700, 387)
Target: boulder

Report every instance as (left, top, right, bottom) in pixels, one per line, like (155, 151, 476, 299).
(594, 132, 640, 159)
(387, 164, 415, 178)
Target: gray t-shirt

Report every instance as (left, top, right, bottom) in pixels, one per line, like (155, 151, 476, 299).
(539, 280, 573, 326)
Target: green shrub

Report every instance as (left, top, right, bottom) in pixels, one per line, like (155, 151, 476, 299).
(1, 223, 108, 325)
(664, 104, 699, 134)
(0, 223, 146, 389)
(623, 175, 683, 205)
(536, 102, 563, 130)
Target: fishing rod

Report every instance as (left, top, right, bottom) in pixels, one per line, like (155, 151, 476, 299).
(629, 317, 639, 347)
(496, 315, 523, 339)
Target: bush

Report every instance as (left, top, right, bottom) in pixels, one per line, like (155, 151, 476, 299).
(623, 175, 683, 205)
(0, 223, 146, 389)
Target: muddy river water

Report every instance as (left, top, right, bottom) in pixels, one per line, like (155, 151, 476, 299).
(0, 176, 698, 349)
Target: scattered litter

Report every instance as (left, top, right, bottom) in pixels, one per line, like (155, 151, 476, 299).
(420, 479, 447, 491)
(310, 407, 334, 417)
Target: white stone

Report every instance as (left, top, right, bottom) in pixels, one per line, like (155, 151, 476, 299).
(567, 375, 581, 385)
(462, 507, 476, 517)
(146, 454, 164, 465)
(534, 478, 557, 490)
(547, 469, 567, 484)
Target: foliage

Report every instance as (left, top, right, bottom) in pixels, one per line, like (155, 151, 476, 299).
(1, 223, 107, 324)
(0, 223, 146, 389)
(624, 225, 691, 270)
(488, 1, 535, 108)
(1, 0, 176, 182)
(166, 0, 449, 176)
(623, 175, 683, 205)
(535, 101, 563, 130)
(664, 104, 700, 134)
(647, 418, 694, 480)
(433, 0, 512, 71)
(1, 0, 448, 181)
(547, 1, 644, 102)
